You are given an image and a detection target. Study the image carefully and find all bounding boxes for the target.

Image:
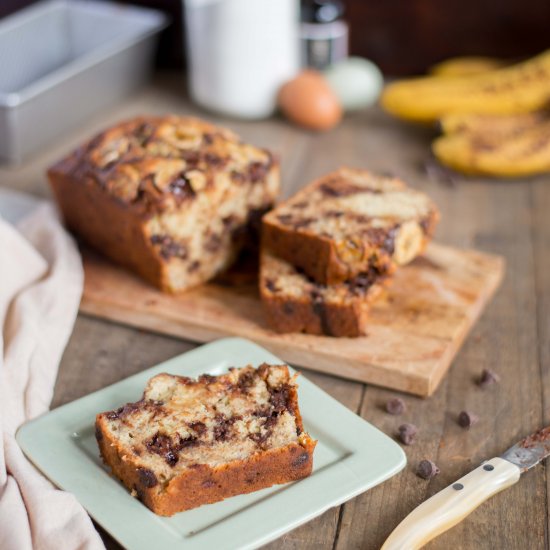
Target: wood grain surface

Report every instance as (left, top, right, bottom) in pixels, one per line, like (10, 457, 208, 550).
(1, 73, 548, 549)
(80, 242, 503, 397)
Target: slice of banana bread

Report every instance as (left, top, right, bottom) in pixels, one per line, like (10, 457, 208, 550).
(260, 250, 387, 337)
(95, 364, 316, 516)
(48, 115, 279, 293)
(262, 168, 439, 285)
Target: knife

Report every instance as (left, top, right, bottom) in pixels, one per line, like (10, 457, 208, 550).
(381, 426, 550, 550)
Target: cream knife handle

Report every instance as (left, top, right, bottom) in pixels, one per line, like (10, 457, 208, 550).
(381, 457, 521, 550)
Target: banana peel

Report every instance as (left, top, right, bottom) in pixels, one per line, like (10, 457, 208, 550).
(382, 49, 550, 123)
(429, 56, 506, 77)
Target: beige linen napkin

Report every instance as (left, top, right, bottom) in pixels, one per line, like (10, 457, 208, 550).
(0, 203, 104, 550)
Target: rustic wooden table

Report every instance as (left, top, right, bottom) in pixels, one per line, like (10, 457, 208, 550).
(2, 74, 549, 550)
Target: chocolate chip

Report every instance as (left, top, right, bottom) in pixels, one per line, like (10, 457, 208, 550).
(95, 424, 103, 441)
(150, 235, 188, 260)
(237, 370, 256, 391)
(282, 302, 294, 315)
(292, 452, 309, 467)
(177, 435, 199, 450)
(165, 450, 179, 466)
(248, 161, 268, 183)
(386, 397, 406, 415)
(270, 387, 289, 413)
(168, 174, 195, 199)
(265, 278, 278, 293)
(213, 416, 239, 441)
(416, 460, 440, 480)
(398, 423, 418, 445)
(137, 468, 158, 488)
(457, 410, 478, 429)
(205, 233, 223, 252)
(478, 369, 500, 389)
(189, 421, 207, 435)
(188, 260, 200, 273)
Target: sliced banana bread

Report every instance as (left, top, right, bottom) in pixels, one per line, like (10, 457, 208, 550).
(260, 250, 387, 337)
(95, 364, 316, 516)
(48, 115, 279, 293)
(262, 168, 439, 285)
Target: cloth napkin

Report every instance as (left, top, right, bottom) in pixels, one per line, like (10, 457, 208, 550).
(0, 202, 104, 550)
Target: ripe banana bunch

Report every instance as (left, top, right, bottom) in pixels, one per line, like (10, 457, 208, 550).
(433, 111, 550, 177)
(381, 49, 550, 123)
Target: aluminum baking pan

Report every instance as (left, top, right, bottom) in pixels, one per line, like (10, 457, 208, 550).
(0, 0, 167, 164)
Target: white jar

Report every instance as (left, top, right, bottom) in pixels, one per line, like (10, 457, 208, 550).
(183, 0, 300, 119)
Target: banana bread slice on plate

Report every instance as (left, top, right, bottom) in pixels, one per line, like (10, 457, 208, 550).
(95, 364, 316, 516)
(262, 168, 439, 285)
(260, 250, 387, 337)
(48, 115, 279, 293)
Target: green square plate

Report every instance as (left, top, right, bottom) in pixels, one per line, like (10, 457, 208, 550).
(17, 337, 406, 549)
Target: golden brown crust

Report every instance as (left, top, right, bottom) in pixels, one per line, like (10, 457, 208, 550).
(48, 115, 280, 293)
(262, 168, 439, 285)
(97, 418, 315, 516)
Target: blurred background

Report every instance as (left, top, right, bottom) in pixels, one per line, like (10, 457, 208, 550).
(2, 0, 549, 74)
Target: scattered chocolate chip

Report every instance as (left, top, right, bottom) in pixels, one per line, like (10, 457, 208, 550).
(398, 423, 418, 445)
(478, 369, 500, 389)
(416, 460, 440, 480)
(458, 410, 478, 429)
(386, 397, 406, 415)
(137, 468, 158, 488)
(423, 157, 457, 187)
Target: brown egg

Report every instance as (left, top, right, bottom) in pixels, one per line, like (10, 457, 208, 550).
(278, 70, 343, 131)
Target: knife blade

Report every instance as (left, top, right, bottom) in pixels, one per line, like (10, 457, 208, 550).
(381, 425, 550, 550)
(501, 426, 550, 472)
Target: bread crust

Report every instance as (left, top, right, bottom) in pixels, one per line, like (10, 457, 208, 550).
(97, 416, 315, 516)
(262, 168, 439, 285)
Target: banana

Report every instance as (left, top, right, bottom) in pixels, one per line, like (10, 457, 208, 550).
(430, 56, 506, 77)
(432, 117, 550, 177)
(439, 111, 550, 137)
(381, 49, 550, 123)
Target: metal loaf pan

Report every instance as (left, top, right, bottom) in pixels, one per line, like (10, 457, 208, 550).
(0, 0, 167, 164)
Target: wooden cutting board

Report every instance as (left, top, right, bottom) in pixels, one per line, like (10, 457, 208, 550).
(80, 243, 504, 397)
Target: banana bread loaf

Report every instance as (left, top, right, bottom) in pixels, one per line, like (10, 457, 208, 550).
(48, 115, 280, 292)
(260, 250, 387, 337)
(95, 364, 316, 516)
(262, 168, 439, 285)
